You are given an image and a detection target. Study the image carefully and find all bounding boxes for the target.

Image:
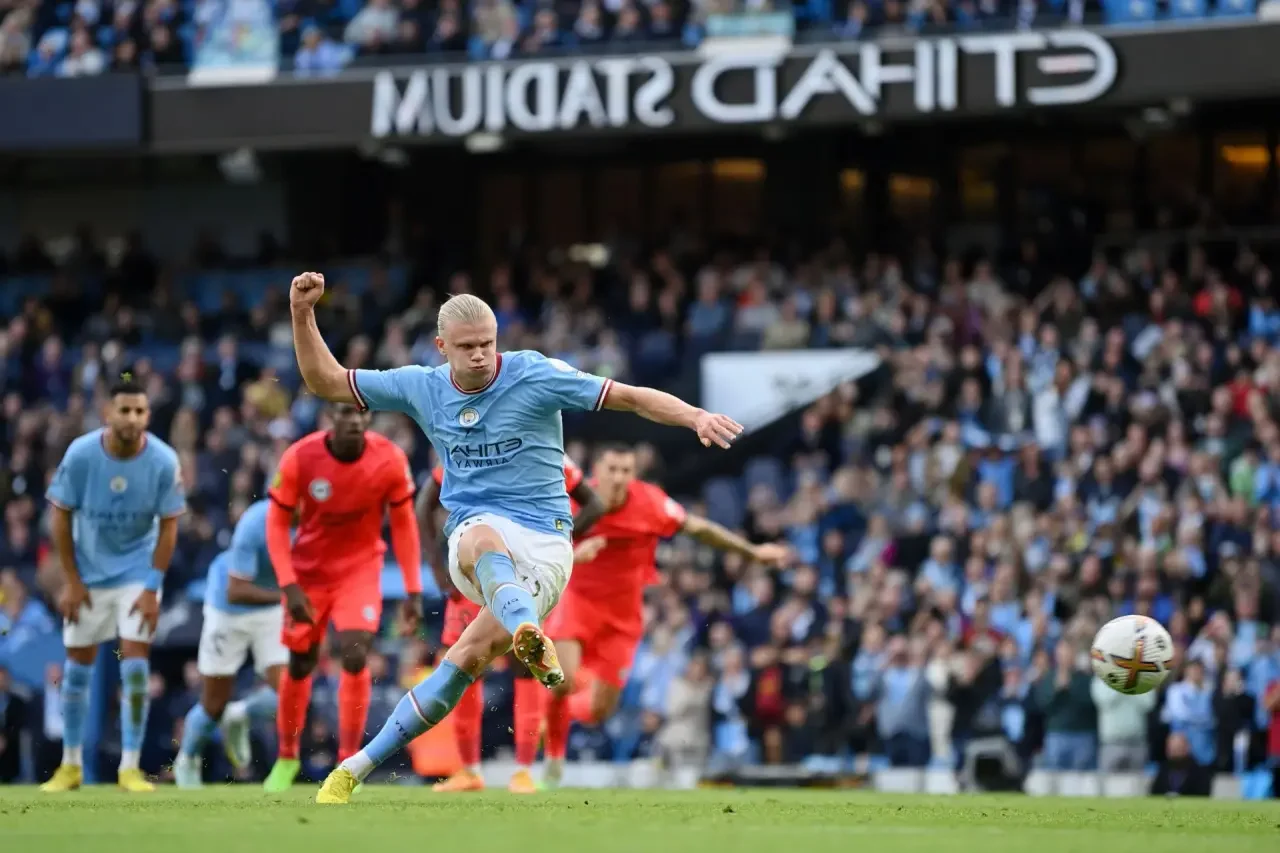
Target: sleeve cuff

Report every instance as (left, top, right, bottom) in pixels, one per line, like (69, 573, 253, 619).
(347, 369, 369, 412)
(593, 378, 614, 411)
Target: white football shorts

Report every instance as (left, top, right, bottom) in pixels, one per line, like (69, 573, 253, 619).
(62, 583, 161, 648)
(197, 604, 289, 677)
(447, 513, 573, 620)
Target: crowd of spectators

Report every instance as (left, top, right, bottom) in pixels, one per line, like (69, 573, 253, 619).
(0, 0, 1265, 78)
(1, 193, 1280, 796)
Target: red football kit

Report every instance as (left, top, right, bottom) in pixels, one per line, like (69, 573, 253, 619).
(435, 457, 584, 646)
(545, 477, 685, 688)
(267, 431, 418, 650)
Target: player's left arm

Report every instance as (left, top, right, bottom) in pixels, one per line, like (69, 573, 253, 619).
(680, 513, 790, 568)
(385, 449, 424, 632)
(569, 479, 606, 536)
(529, 353, 741, 449)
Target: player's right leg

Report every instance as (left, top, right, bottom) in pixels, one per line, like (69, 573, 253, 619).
(219, 607, 288, 775)
(453, 519, 562, 687)
(317, 608, 513, 804)
(42, 583, 117, 793)
(177, 606, 253, 787)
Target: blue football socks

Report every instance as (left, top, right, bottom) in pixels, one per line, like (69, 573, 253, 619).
(179, 702, 217, 759)
(119, 657, 151, 770)
(343, 660, 473, 780)
(475, 551, 538, 635)
(60, 659, 93, 766)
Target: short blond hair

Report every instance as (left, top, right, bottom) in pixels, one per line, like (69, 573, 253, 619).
(437, 293, 496, 333)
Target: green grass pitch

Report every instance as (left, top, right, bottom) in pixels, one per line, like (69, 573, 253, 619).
(1, 786, 1276, 853)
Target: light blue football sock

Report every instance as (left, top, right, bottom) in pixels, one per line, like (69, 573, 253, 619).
(179, 702, 217, 759)
(60, 660, 93, 764)
(475, 551, 538, 635)
(348, 661, 473, 777)
(119, 658, 151, 760)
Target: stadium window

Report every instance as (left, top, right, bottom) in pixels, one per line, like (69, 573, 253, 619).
(596, 166, 643, 239)
(1214, 133, 1271, 217)
(1147, 133, 1200, 208)
(537, 171, 584, 248)
(479, 174, 527, 265)
(651, 161, 706, 238)
(839, 168, 865, 218)
(1015, 143, 1071, 197)
(889, 174, 935, 228)
(711, 159, 764, 237)
(960, 144, 1003, 221)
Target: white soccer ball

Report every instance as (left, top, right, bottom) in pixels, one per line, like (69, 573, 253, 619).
(1090, 614, 1175, 695)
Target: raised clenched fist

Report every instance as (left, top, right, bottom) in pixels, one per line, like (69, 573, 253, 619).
(290, 271, 325, 308)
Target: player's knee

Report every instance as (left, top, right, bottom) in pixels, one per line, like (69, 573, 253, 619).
(288, 648, 318, 679)
(338, 642, 369, 674)
(457, 525, 510, 576)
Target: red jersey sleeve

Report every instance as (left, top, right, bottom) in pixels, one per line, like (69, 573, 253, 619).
(647, 485, 687, 539)
(383, 443, 415, 506)
(269, 443, 302, 510)
(431, 466, 444, 488)
(563, 457, 584, 493)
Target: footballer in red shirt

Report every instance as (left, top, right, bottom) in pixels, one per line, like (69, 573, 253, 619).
(261, 404, 424, 792)
(540, 443, 789, 785)
(417, 455, 603, 794)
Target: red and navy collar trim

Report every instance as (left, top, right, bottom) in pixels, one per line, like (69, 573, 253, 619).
(450, 353, 503, 395)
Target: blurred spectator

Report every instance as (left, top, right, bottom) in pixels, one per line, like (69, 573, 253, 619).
(1091, 675, 1157, 772)
(345, 0, 400, 49)
(1163, 659, 1217, 768)
(1151, 732, 1213, 797)
(0, 6, 31, 73)
(657, 652, 713, 768)
(0, 664, 25, 782)
(1033, 640, 1097, 771)
(294, 25, 351, 77)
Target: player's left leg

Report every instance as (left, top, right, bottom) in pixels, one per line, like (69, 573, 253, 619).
(219, 608, 288, 775)
(267, 588, 333, 792)
(452, 519, 560, 686)
(317, 608, 514, 804)
(544, 626, 635, 788)
(508, 657, 542, 794)
(333, 630, 375, 764)
(117, 584, 159, 793)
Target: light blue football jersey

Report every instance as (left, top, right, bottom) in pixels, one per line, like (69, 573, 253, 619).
(351, 350, 611, 538)
(46, 428, 186, 589)
(207, 499, 281, 615)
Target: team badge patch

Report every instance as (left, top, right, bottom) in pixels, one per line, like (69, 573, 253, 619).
(109, 476, 128, 494)
(459, 407, 479, 427)
(308, 478, 333, 502)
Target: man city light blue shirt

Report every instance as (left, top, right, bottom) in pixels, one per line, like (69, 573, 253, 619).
(207, 500, 280, 615)
(46, 428, 186, 589)
(350, 350, 612, 539)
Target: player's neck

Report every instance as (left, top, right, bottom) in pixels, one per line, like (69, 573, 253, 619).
(103, 431, 144, 460)
(325, 434, 365, 463)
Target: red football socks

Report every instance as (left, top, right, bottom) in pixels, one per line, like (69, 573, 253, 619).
(513, 677, 542, 767)
(454, 679, 484, 768)
(276, 673, 313, 760)
(337, 668, 373, 762)
(543, 691, 570, 761)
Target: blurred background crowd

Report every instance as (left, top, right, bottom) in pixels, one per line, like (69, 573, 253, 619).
(0, 0, 1266, 78)
(1, 186, 1279, 795)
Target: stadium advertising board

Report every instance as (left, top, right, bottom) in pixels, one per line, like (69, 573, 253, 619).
(0, 75, 142, 151)
(149, 22, 1280, 151)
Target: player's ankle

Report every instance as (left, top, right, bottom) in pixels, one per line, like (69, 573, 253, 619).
(63, 747, 84, 767)
(341, 751, 374, 781)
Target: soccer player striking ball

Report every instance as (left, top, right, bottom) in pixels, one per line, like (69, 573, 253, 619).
(174, 499, 288, 788)
(41, 376, 186, 793)
(261, 403, 424, 793)
(421, 457, 604, 794)
(541, 443, 789, 786)
(282, 273, 741, 805)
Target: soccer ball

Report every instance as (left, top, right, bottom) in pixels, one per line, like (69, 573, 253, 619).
(1090, 615, 1174, 695)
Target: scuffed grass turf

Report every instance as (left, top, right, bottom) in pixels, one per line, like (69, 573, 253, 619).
(1, 785, 1276, 853)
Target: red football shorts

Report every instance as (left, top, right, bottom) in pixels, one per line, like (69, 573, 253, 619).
(441, 596, 483, 646)
(281, 570, 383, 652)
(545, 589, 641, 689)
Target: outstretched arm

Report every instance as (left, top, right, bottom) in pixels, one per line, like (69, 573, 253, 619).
(603, 382, 742, 449)
(290, 271, 358, 404)
(680, 513, 790, 567)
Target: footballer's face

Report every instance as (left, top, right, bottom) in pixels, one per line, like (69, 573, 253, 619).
(106, 393, 150, 446)
(593, 449, 637, 505)
(438, 318, 498, 391)
(330, 403, 369, 443)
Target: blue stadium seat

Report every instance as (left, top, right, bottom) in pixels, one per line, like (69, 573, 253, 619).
(1103, 0, 1157, 22)
(743, 456, 788, 497)
(702, 477, 745, 530)
(1167, 0, 1209, 17)
(1215, 0, 1256, 15)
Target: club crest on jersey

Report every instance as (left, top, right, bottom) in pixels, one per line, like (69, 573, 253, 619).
(308, 478, 333, 502)
(109, 476, 128, 494)
(458, 407, 479, 427)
